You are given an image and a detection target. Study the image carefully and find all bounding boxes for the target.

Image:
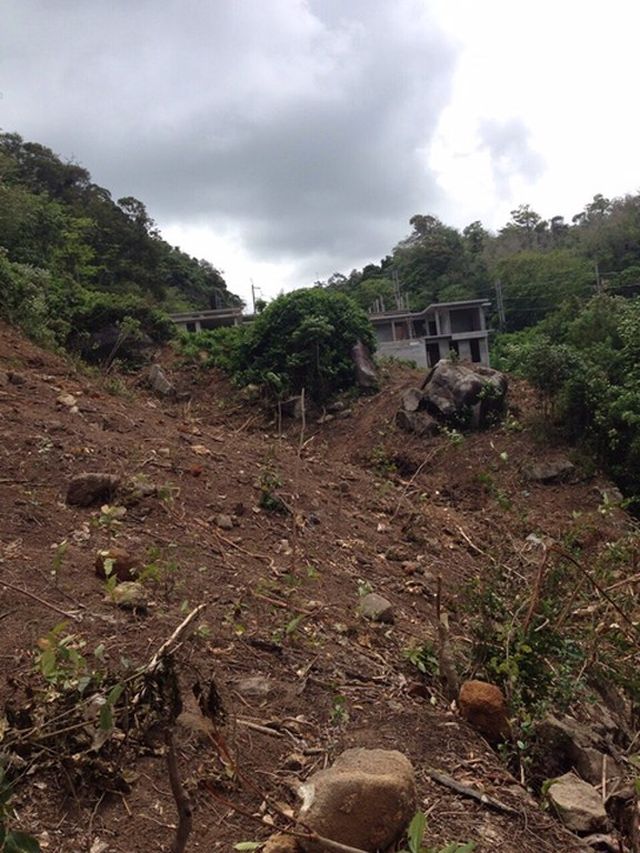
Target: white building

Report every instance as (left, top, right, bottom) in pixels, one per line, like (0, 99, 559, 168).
(369, 299, 491, 368)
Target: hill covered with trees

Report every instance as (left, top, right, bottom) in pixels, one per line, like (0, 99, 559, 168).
(0, 132, 240, 363)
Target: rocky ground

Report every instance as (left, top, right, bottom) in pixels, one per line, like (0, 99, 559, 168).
(0, 321, 637, 852)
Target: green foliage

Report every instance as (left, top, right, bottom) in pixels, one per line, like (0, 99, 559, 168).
(0, 132, 240, 357)
(0, 769, 41, 852)
(398, 812, 475, 853)
(403, 642, 438, 676)
(178, 288, 374, 403)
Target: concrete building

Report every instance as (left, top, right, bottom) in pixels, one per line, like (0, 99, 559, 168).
(370, 299, 491, 369)
(168, 306, 244, 333)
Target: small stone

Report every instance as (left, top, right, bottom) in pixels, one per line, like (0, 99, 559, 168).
(7, 371, 26, 386)
(336, 408, 352, 419)
(263, 833, 301, 853)
(67, 473, 120, 507)
(107, 581, 147, 611)
(281, 753, 306, 772)
(359, 592, 394, 624)
(216, 514, 234, 531)
(326, 401, 345, 414)
(95, 547, 140, 583)
(57, 392, 78, 408)
(235, 675, 273, 699)
(583, 834, 619, 852)
(298, 747, 415, 852)
(546, 772, 609, 834)
(459, 680, 510, 742)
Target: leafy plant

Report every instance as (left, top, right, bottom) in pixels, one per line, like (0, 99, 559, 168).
(403, 642, 438, 676)
(0, 768, 41, 852)
(398, 812, 475, 853)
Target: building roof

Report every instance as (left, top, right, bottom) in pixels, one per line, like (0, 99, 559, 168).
(368, 298, 491, 323)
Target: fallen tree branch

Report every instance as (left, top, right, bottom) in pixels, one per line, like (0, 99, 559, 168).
(0, 579, 82, 621)
(146, 603, 207, 673)
(426, 767, 519, 816)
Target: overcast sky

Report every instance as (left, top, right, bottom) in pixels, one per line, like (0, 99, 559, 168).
(2, 1, 639, 306)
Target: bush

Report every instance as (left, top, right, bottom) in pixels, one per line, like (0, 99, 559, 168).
(179, 288, 375, 403)
(236, 288, 375, 403)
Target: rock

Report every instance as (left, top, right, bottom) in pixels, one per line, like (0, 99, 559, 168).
(95, 547, 140, 583)
(352, 340, 378, 391)
(526, 459, 575, 484)
(216, 514, 234, 531)
(420, 360, 507, 429)
(148, 363, 176, 398)
(359, 592, 394, 624)
(395, 409, 439, 437)
(326, 401, 346, 414)
(234, 675, 274, 699)
(546, 773, 609, 834)
(458, 680, 510, 742)
(57, 392, 78, 408)
(107, 581, 147, 611)
(298, 747, 415, 852)
(401, 388, 423, 412)
(120, 475, 157, 506)
(281, 396, 304, 419)
(536, 715, 622, 786)
(67, 473, 120, 507)
(336, 408, 352, 419)
(263, 834, 302, 853)
(7, 371, 26, 386)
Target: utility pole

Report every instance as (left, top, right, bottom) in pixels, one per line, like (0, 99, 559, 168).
(250, 279, 260, 314)
(495, 279, 506, 329)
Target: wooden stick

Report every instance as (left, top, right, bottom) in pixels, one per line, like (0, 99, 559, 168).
(0, 579, 82, 621)
(146, 603, 207, 673)
(165, 729, 192, 853)
(426, 767, 519, 816)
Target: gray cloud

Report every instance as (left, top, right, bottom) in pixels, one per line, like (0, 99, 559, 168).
(1, 0, 458, 281)
(477, 117, 544, 195)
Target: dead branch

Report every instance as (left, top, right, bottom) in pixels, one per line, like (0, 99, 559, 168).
(0, 579, 82, 621)
(551, 545, 640, 642)
(522, 546, 549, 634)
(391, 447, 440, 521)
(436, 575, 459, 700)
(146, 603, 207, 673)
(165, 728, 192, 853)
(426, 767, 519, 816)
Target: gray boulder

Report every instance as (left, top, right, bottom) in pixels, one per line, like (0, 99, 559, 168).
(148, 363, 176, 398)
(546, 773, 609, 834)
(537, 715, 622, 786)
(298, 747, 415, 851)
(420, 359, 507, 429)
(526, 459, 575, 484)
(395, 409, 439, 437)
(359, 592, 394, 624)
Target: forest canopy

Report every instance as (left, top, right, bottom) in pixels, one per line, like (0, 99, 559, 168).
(0, 132, 240, 362)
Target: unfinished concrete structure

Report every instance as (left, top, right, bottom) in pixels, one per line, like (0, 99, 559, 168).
(369, 299, 491, 368)
(168, 306, 244, 333)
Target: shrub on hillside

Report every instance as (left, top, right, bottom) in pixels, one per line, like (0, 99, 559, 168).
(177, 288, 376, 403)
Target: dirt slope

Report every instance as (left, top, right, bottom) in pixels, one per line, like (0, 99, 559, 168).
(0, 322, 631, 852)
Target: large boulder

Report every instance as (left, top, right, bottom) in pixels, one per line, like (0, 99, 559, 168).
(420, 360, 507, 429)
(352, 341, 378, 391)
(536, 715, 622, 786)
(546, 773, 609, 834)
(298, 747, 415, 851)
(395, 409, 439, 437)
(526, 459, 575, 484)
(148, 363, 176, 398)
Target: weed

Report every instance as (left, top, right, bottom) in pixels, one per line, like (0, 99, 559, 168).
(403, 642, 438, 677)
(258, 462, 288, 514)
(96, 503, 126, 534)
(0, 767, 41, 852)
(398, 811, 475, 853)
(441, 427, 464, 446)
(476, 471, 512, 510)
(330, 693, 349, 726)
(36, 623, 96, 695)
(103, 376, 132, 399)
(370, 444, 397, 477)
(50, 539, 68, 582)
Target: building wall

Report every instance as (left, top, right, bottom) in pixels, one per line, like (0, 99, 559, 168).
(377, 340, 428, 368)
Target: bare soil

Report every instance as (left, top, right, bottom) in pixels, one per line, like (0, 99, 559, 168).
(0, 322, 632, 852)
